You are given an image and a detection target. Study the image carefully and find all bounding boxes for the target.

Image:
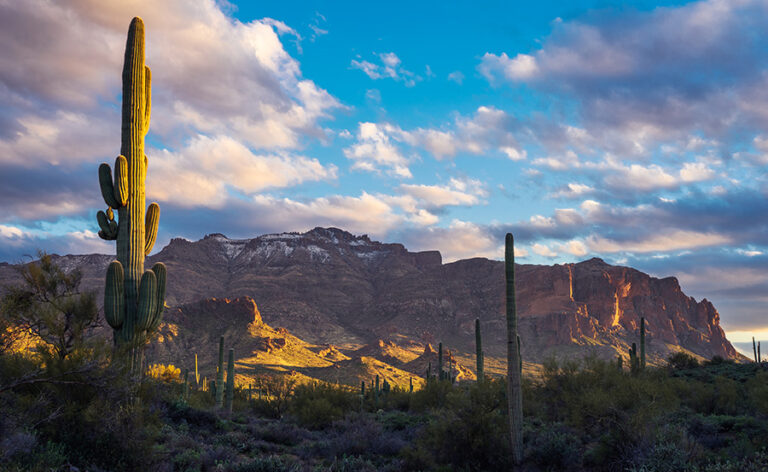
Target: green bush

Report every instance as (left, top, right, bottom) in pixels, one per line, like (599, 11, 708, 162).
(288, 383, 357, 429)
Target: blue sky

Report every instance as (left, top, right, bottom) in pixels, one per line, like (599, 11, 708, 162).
(1, 0, 767, 342)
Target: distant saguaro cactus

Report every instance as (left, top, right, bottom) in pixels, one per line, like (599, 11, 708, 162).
(629, 342, 640, 374)
(640, 317, 646, 369)
(216, 336, 224, 408)
(194, 353, 200, 386)
(505, 233, 523, 465)
(225, 348, 234, 413)
(754, 337, 758, 363)
(476, 318, 484, 381)
(99, 17, 165, 374)
(438, 343, 444, 381)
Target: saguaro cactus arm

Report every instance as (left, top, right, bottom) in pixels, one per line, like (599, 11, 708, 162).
(144, 203, 159, 255)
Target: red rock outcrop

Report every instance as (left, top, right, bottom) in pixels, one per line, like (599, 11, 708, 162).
(0, 227, 739, 366)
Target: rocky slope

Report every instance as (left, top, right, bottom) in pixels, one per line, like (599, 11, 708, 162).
(0, 227, 740, 381)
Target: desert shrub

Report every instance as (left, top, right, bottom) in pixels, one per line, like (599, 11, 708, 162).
(147, 363, 182, 382)
(668, 352, 701, 370)
(231, 455, 302, 472)
(403, 379, 511, 471)
(323, 454, 378, 471)
(407, 377, 454, 412)
(525, 420, 582, 471)
(288, 382, 357, 429)
(300, 412, 409, 463)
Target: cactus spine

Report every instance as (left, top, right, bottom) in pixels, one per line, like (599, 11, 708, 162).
(216, 336, 224, 408)
(640, 317, 646, 369)
(476, 318, 484, 381)
(99, 18, 165, 373)
(505, 233, 523, 465)
(225, 348, 234, 413)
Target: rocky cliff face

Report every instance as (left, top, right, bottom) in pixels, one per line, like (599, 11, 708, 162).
(0, 227, 739, 366)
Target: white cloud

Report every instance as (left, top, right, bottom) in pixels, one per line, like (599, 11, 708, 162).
(556, 240, 588, 257)
(247, 192, 403, 237)
(551, 183, 594, 199)
(398, 178, 488, 209)
(402, 220, 502, 262)
(0, 0, 341, 171)
(0, 224, 29, 241)
(479, 52, 539, 81)
(147, 134, 337, 208)
(447, 71, 465, 84)
(348, 106, 525, 163)
(531, 243, 557, 258)
(343, 123, 412, 178)
(351, 52, 419, 86)
(587, 230, 731, 253)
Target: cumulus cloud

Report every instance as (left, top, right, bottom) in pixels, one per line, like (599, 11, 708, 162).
(531, 243, 558, 258)
(398, 178, 488, 209)
(399, 220, 503, 262)
(478, 0, 768, 154)
(551, 183, 594, 199)
(0, 0, 344, 232)
(588, 230, 731, 253)
(0, 224, 112, 260)
(343, 122, 412, 178)
(344, 106, 525, 166)
(147, 135, 337, 208)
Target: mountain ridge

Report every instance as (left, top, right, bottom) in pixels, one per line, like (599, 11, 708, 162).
(0, 226, 741, 382)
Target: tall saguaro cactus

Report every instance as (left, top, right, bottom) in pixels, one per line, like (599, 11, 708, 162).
(505, 233, 523, 465)
(99, 17, 165, 373)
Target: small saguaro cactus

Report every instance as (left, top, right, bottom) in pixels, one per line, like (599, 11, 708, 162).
(629, 343, 640, 374)
(99, 18, 166, 373)
(640, 317, 646, 369)
(225, 348, 234, 413)
(505, 233, 523, 465)
(426, 361, 431, 381)
(476, 318, 484, 381)
(617, 355, 623, 370)
(409, 377, 414, 392)
(361, 380, 365, 397)
(194, 353, 200, 387)
(216, 336, 224, 408)
(438, 342, 444, 381)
